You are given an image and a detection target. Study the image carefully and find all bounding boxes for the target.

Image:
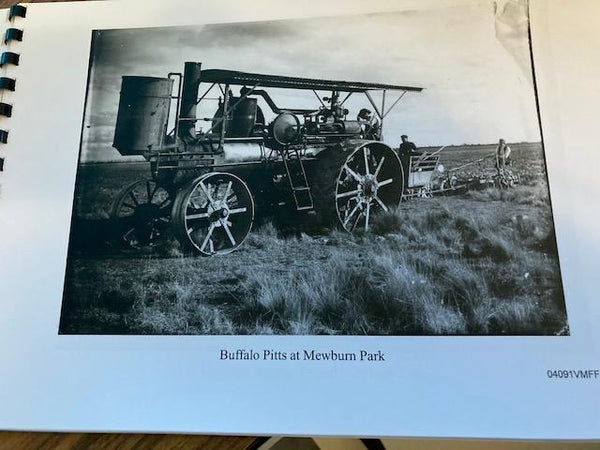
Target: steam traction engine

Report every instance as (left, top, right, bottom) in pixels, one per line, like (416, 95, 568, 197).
(112, 62, 423, 255)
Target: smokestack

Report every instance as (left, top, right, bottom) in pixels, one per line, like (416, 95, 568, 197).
(178, 62, 202, 141)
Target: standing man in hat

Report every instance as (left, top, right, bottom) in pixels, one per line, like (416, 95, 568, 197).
(398, 134, 422, 182)
(495, 138, 512, 172)
(398, 134, 421, 158)
(494, 138, 514, 188)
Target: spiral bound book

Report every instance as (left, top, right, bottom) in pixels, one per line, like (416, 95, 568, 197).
(0, 0, 598, 439)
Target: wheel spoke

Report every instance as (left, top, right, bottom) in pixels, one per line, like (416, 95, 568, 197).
(364, 201, 371, 231)
(189, 197, 209, 210)
(343, 164, 363, 183)
(343, 203, 361, 227)
(228, 207, 247, 215)
(211, 184, 220, 204)
(222, 181, 233, 203)
(199, 181, 215, 204)
(374, 195, 389, 212)
(121, 202, 135, 210)
(349, 208, 363, 231)
(187, 212, 210, 220)
(200, 223, 216, 252)
(378, 178, 394, 188)
(363, 147, 370, 175)
(150, 183, 158, 201)
(221, 220, 237, 246)
(374, 156, 385, 177)
(129, 191, 139, 206)
(336, 189, 360, 199)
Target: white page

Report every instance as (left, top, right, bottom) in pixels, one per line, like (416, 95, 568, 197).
(0, 0, 598, 439)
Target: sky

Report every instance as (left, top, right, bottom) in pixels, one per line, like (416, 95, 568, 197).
(81, 0, 540, 162)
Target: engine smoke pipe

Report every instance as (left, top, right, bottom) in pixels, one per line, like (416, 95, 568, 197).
(240, 86, 314, 115)
(178, 62, 202, 141)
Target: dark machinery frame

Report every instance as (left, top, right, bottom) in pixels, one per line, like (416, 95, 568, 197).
(111, 62, 425, 255)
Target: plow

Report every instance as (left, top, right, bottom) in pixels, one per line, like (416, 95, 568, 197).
(110, 62, 519, 255)
(404, 149, 521, 198)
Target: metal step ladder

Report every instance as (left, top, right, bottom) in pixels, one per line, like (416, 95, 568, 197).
(280, 147, 314, 211)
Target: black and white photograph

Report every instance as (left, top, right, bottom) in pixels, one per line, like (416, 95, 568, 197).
(59, 0, 567, 336)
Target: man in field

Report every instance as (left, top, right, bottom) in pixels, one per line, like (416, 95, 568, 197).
(495, 138, 515, 188)
(398, 134, 423, 183)
(495, 138, 512, 170)
(398, 134, 421, 158)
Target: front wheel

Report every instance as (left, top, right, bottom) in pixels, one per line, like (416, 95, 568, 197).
(171, 172, 255, 256)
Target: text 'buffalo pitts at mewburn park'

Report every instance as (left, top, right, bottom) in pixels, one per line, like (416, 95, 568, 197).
(220, 349, 385, 362)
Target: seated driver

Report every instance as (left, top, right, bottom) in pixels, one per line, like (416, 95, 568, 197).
(357, 108, 380, 139)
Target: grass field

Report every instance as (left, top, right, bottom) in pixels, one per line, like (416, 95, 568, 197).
(59, 142, 568, 335)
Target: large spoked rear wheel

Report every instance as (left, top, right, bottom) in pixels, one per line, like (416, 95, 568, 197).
(172, 172, 254, 256)
(311, 142, 404, 232)
(111, 179, 173, 249)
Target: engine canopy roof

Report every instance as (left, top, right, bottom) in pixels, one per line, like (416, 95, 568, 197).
(199, 68, 423, 93)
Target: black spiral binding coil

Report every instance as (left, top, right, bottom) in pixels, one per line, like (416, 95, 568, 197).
(8, 4, 26, 20)
(0, 4, 26, 171)
(5, 28, 23, 44)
